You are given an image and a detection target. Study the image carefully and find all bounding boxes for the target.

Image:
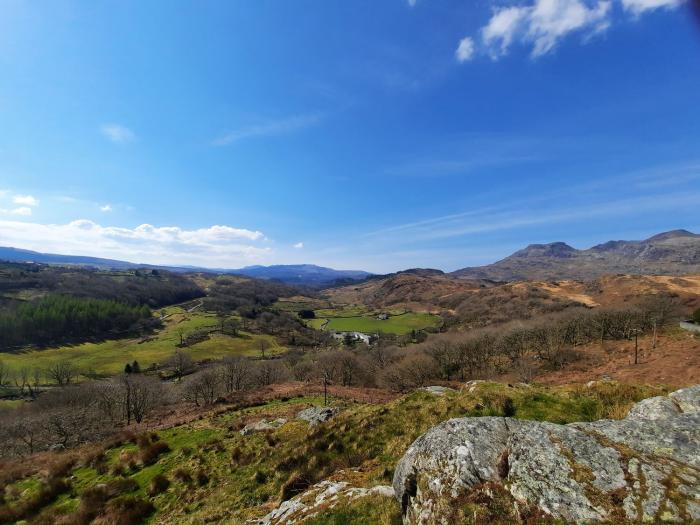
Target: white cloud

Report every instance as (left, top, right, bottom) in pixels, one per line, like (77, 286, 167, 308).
(0, 207, 32, 216)
(213, 114, 323, 146)
(100, 204, 113, 212)
(481, 0, 611, 58)
(407, 0, 418, 6)
(0, 219, 271, 267)
(13, 194, 39, 206)
(293, 242, 304, 249)
(468, 0, 686, 60)
(455, 37, 475, 62)
(100, 124, 135, 144)
(621, 0, 684, 14)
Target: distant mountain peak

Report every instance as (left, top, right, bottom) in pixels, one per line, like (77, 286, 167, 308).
(645, 229, 699, 242)
(513, 241, 577, 259)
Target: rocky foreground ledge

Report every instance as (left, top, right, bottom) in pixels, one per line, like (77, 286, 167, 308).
(394, 385, 700, 524)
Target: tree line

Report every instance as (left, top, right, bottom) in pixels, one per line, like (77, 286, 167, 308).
(0, 295, 153, 349)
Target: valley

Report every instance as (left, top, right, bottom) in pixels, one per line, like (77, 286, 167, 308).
(1, 230, 699, 525)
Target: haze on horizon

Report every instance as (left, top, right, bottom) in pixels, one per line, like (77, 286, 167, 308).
(1, 0, 699, 274)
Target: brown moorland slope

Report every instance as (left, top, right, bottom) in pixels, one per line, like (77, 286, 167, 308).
(323, 272, 700, 327)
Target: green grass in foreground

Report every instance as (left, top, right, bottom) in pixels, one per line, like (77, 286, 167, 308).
(0, 308, 284, 379)
(1, 381, 669, 525)
(308, 311, 441, 335)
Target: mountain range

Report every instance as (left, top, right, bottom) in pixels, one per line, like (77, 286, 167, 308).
(1, 229, 698, 286)
(451, 229, 700, 281)
(0, 246, 371, 286)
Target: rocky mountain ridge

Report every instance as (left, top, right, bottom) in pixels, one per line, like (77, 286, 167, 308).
(452, 229, 700, 281)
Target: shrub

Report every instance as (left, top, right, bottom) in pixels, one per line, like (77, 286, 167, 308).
(173, 468, 192, 484)
(139, 441, 170, 466)
(195, 469, 210, 486)
(102, 496, 155, 525)
(280, 471, 312, 501)
(693, 308, 700, 324)
(147, 474, 170, 496)
(502, 398, 516, 417)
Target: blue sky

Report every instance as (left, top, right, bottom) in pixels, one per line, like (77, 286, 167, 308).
(1, 0, 699, 273)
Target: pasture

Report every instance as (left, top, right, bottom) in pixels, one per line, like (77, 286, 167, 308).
(308, 311, 441, 335)
(0, 307, 284, 380)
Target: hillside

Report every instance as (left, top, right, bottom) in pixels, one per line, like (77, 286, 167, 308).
(452, 229, 700, 281)
(323, 270, 700, 328)
(0, 381, 681, 525)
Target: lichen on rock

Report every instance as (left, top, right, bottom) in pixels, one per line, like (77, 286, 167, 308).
(394, 385, 700, 524)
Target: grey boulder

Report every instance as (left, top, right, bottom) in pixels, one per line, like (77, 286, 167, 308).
(297, 406, 339, 427)
(394, 386, 700, 524)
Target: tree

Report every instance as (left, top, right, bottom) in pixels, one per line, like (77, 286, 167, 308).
(120, 374, 163, 424)
(220, 356, 251, 393)
(46, 361, 77, 386)
(693, 308, 700, 324)
(166, 351, 194, 380)
(183, 369, 220, 406)
(255, 360, 285, 387)
(125, 363, 133, 374)
(132, 360, 141, 373)
(298, 310, 315, 319)
(258, 339, 272, 359)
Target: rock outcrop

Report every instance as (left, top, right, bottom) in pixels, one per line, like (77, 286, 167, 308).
(394, 385, 700, 524)
(240, 418, 287, 436)
(297, 407, 338, 427)
(255, 479, 394, 525)
(421, 386, 455, 396)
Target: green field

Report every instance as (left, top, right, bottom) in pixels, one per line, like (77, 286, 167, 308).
(0, 307, 284, 379)
(308, 311, 441, 335)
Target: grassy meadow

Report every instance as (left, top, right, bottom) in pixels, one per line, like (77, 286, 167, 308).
(308, 311, 441, 335)
(0, 307, 284, 379)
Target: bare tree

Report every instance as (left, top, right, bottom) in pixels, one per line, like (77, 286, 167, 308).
(255, 360, 286, 387)
(381, 352, 438, 393)
(127, 375, 163, 423)
(166, 351, 194, 380)
(337, 350, 363, 386)
(258, 339, 272, 359)
(46, 361, 77, 386)
(13, 367, 40, 399)
(183, 369, 220, 406)
(220, 356, 251, 393)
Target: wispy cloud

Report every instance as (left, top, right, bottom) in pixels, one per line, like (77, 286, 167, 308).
(621, 0, 684, 15)
(100, 204, 113, 212)
(100, 124, 135, 144)
(0, 207, 32, 216)
(0, 220, 270, 267)
(13, 194, 39, 206)
(364, 163, 700, 244)
(213, 114, 323, 146)
(293, 242, 304, 249)
(455, 37, 475, 62)
(457, 0, 685, 61)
